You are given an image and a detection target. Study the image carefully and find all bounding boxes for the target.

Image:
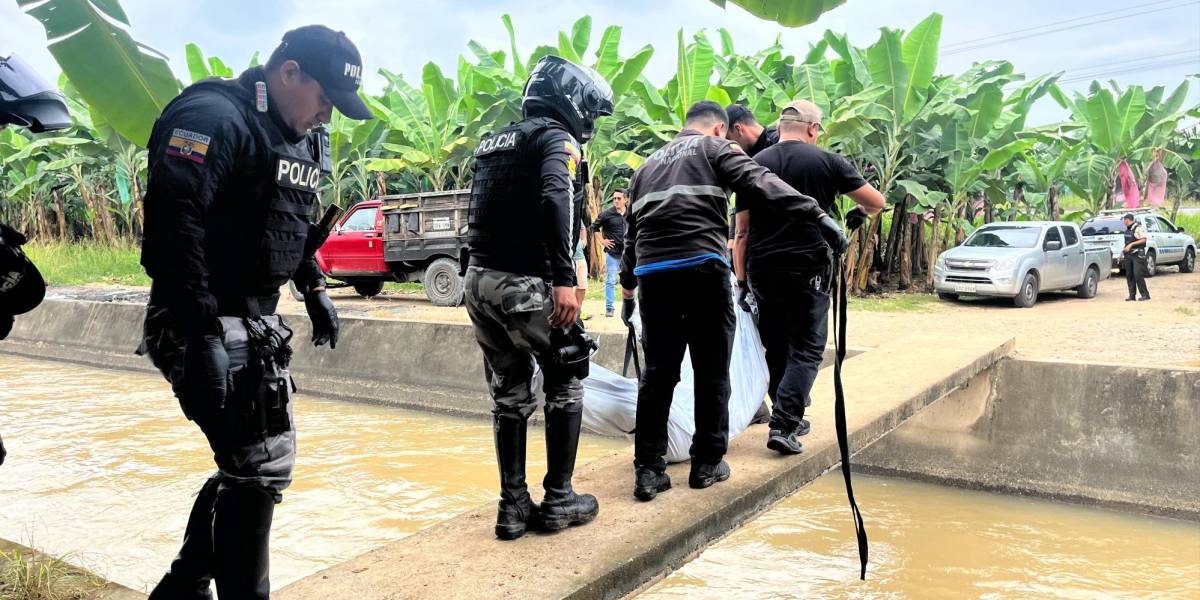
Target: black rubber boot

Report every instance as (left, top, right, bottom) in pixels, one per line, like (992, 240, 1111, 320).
(494, 414, 539, 540)
(540, 409, 599, 531)
(148, 478, 220, 600)
(212, 485, 275, 600)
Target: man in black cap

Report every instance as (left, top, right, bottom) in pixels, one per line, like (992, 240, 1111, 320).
(725, 103, 778, 158)
(1, 52, 73, 466)
(138, 26, 371, 599)
(1122, 213, 1151, 301)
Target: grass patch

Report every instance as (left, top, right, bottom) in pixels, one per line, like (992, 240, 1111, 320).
(848, 292, 940, 312)
(1171, 212, 1199, 235)
(0, 546, 106, 600)
(1175, 305, 1198, 317)
(22, 242, 149, 287)
(383, 282, 424, 294)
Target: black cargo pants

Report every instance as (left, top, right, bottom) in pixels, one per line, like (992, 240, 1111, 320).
(749, 269, 830, 434)
(634, 262, 735, 472)
(1123, 252, 1150, 299)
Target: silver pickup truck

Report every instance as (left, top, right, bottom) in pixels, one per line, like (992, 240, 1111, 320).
(934, 221, 1112, 308)
(1081, 209, 1197, 275)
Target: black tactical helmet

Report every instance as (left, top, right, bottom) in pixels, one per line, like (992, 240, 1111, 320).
(0, 54, 71, 133)
(522, 55, 613, 143)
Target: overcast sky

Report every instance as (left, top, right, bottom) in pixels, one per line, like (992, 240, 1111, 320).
(3, 0, 1198, 125)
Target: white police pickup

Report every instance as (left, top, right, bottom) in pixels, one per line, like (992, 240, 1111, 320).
(934, 221, 1111, 308)
(1081, 209, 1196, 276)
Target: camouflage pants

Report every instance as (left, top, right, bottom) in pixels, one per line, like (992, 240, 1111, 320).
(464, 266, 583, 419)
(140, 306, 296, 497)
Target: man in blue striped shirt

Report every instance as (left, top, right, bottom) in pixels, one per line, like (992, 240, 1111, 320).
(620, 101, 847, 501)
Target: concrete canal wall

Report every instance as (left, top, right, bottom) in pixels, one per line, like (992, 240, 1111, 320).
(856, 358, 1200, 520)
(1, 299, 857, 422)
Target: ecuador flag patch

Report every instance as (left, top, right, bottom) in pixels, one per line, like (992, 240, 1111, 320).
(165, 128, 211, 164)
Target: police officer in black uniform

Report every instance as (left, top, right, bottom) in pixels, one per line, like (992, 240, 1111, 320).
(1, 53, 73, 466)
(464, 56, 613, 540)
(138, 26, 372, 599)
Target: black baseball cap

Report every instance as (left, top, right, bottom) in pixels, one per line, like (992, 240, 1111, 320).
(273, 25, 373, 120)
(0, 224, 46, 316)
(724, 103, 757, 126)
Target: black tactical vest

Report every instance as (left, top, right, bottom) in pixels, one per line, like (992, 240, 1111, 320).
(468, 117, 573, 276)
(153, 73, 321, 308)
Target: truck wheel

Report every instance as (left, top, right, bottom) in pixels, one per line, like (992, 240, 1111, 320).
(937, 292, 959, 301)
(1077, 266, 1099, 299)
(1145, 250, 1157, 277)
(424, 258, 464, 307)
(1013, 272, 1038, 308)
(353, 281, 385, 298)
(1180, 248, 1195, 273)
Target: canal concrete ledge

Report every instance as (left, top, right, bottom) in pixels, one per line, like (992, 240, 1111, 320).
(856, 358, 1200, 520)
(276, 331, 1014, 600)
(0, 298, 860, 423)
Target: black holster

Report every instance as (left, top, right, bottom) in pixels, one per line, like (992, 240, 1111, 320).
(224, 317, 294, 443)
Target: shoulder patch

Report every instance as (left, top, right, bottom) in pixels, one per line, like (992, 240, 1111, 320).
(728, 142, 745, 154)
(475, 129, 522, 158)
(166, 128, 212, 164)
(565, 141, 582, 179)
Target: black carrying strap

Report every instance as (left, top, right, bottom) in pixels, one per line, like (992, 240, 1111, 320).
(831, 257, 868, 579)
(622, 323, 642, 379)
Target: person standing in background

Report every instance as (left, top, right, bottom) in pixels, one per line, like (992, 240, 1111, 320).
(592, 189, 627, 317)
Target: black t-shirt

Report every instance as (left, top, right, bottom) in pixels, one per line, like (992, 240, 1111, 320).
(748, 126, 779, 157)
(736, 140, 866, 273)
(592, 206, 626, 258)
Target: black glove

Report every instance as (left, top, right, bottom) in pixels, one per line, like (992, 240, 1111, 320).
(0, 431, 6, 466)
(736, 281, 753, 313)
(0, 314, 12, 340)
(845, 206, 868, 232)
(818, 214, 850, 254)
(621, 296, 636, 327)
(305, 291, 339, 349)
(183, 333, 229, 417)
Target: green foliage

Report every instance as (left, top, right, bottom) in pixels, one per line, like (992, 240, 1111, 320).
(23, 241, 150, 286)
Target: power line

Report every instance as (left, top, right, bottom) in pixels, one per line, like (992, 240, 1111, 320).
(1061, 50, 1199, 76)
(942, 0, 1183, 49)
(943, 1, 1200, 57)
(1059, 57, 1199, 84)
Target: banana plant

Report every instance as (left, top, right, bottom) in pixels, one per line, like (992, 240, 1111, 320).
(19, 0, 182, 147)
(709, 0, 847, 27)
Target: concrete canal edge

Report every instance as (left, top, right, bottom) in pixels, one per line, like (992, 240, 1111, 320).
(856, 358, 1200, 520)
(0, 299, 862, 422)
(275, 332, 1015, 600)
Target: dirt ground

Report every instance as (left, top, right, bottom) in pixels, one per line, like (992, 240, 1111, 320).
(48, 267, 1199, 368)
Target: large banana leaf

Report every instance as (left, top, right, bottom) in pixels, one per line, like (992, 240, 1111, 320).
(19, 0, 181, 147)
(610, 46, 654, 98)
(594, 25, 623, 80)
(866, 28, 908, 126)
(710, 0, 846, 27)
(570, 16, 593, 59)
(1114, 87, 1146, 151)
(675, 30, 715, 120)
(965, 85, 1002, 141)
(1085, 89, 1121, 154)
(501, 15, 526, 79)
(900, 13, 941, 123)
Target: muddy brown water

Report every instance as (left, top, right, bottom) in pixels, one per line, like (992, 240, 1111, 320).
(642, 474, 1200, 599)
(3, 356, 1199, 598)
(0, 355, 625, 592)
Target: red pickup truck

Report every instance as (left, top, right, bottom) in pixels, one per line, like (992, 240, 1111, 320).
(312, 190, 470, 306)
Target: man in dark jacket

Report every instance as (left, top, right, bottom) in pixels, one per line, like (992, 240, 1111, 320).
(620, 101, 847, 501)
(591, 188, 627, 316)
(725, 103, 778, 158)
(733, 99, 885, 455)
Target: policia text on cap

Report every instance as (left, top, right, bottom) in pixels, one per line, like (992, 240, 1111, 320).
(619, 101, 849, 501)
(136, 25, 372, 600)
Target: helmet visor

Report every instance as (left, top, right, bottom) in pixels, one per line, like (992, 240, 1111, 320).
(0, 55, 58, 100)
